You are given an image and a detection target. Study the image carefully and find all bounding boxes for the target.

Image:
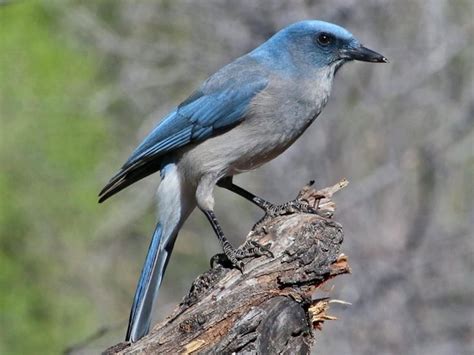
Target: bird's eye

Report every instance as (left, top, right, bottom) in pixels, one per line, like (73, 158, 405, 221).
(317, 33, 334, 46)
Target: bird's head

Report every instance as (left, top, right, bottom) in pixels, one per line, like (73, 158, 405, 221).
(258, 20, 388, 73)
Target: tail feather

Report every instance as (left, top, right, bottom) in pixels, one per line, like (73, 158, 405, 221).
(126, 223, 173, 342)
(98, 159, 163, 203)
(124, 162, 195, 342)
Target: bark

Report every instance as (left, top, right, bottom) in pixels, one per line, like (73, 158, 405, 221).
(104, 180, 350, 355)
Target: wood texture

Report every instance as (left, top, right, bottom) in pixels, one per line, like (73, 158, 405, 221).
(104, 180, 350, 354)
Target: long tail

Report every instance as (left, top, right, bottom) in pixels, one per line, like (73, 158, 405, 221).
(126, 222, 169, 342)
(125, 163, 195, 342)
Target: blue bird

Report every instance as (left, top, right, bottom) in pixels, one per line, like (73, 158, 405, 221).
(99, 20, 387, 342)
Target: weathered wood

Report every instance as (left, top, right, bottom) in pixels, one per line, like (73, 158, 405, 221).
(104, 180, 350, 354)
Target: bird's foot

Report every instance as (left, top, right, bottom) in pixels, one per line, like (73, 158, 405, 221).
(252, 198, 324, 234)
(264, 199, 321, 217)
(236, 240, 274, 259)
(210, 240, 273, 272)
(210, 253, 241, 271)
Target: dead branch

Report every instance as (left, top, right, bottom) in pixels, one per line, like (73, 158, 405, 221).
(104, 180, 350, 354)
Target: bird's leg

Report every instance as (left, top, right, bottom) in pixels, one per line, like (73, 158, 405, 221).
(203, 209, 245, 270)
(218, 177, 325, 236)
(203, 209, 272, 271)
(217, 176, 321, 216)
(217, 176, 273, 211)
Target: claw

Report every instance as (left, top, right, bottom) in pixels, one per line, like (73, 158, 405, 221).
(247, 240, 274, 258)
(236, 240, 274, 260)
(210, 253, 244, 272)
(210, 239, 273, 272)
(263, 199, 324, 218)
(236, 261, 245, 273)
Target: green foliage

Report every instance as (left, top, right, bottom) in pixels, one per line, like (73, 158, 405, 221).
(0, 2, 108, 353)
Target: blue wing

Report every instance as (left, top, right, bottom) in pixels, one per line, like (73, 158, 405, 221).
(99, 62, 268, 202)
(125, 79, 267, 167)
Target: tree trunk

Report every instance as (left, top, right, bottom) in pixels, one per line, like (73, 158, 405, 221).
(104, 180, 350, 354)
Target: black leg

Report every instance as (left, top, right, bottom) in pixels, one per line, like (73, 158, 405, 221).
(203, 209, 245, 270)
(211, 177, 323, 269)
(203, 209, 273, 271)
(217, 176, 272, 211)
(217, 176, 321, 216)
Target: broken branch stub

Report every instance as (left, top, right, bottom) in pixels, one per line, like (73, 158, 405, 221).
(105, 180, 350, 354)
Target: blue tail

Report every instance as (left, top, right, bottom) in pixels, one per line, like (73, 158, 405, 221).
(126, 222, 173, 342)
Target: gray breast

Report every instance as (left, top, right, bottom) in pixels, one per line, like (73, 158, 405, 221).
(179, 67, 335, 182)
(249, 68, 334, 137)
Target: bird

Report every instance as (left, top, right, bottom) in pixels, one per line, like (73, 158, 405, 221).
(99, 20, 387, 343)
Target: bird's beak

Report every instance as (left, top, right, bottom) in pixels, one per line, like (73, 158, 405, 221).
(342, 45, 388, 63)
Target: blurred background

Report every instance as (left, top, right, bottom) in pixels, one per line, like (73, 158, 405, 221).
(1, 1, 472, 354)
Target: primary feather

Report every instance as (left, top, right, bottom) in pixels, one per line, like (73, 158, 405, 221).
(99, 57, 268, 202)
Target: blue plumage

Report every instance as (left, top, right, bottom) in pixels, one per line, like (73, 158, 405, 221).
(129, 77, 268, 165)
(126, 222, 163, 341)
(99, 66, 267, 202)
(100, 20, 387, 343)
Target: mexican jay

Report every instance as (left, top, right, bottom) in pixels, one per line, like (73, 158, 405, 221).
(99, 20, 387, 342)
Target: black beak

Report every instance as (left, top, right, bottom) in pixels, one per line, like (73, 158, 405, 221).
(342, 45, 388, 63)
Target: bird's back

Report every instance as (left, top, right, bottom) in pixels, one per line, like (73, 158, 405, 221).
(98, 54, 270, 202)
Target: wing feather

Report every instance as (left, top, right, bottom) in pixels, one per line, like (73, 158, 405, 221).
(99, 67, 267, 202)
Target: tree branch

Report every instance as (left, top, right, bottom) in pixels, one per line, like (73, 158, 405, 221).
(104, 180, 350, 354)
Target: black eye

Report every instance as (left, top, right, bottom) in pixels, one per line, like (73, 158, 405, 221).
(317, 32, 334, 46)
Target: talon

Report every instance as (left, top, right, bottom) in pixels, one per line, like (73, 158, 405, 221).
(263, 200, 319, 217)
(249, 240, 273, 256)
(210, 253, 233, 269)
(260, 245, 274, 258)
(258, 243, 274, 258)
(238, 240, 274, 260)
